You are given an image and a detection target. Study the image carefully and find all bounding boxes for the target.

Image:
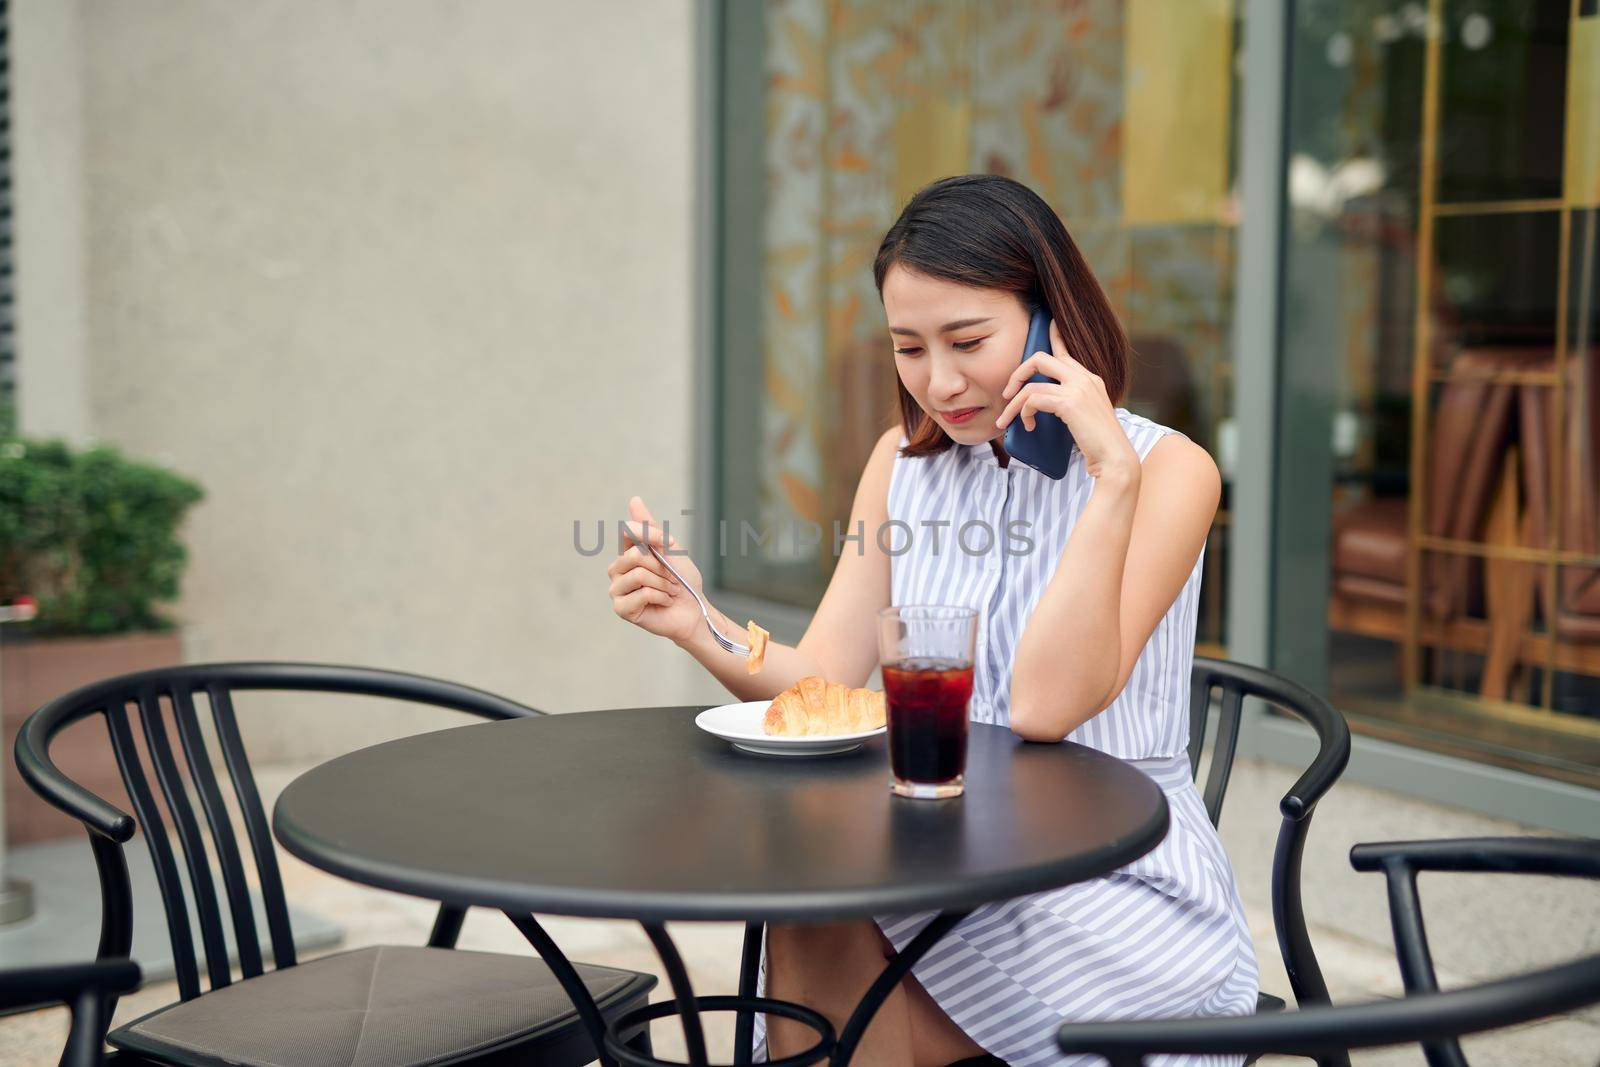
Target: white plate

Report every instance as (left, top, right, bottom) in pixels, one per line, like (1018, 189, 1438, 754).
(695, 700, 886, 757)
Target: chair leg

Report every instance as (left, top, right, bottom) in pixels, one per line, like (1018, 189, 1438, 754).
(1482, 456, 1533, 699)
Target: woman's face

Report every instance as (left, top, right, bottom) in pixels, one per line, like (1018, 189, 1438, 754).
(881, 263, 1029, 446)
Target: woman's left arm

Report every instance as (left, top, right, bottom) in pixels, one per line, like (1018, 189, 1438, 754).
(994, 322, 1221, 743)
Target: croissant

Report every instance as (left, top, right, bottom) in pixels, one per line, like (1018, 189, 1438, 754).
(762, 676, 886, 737)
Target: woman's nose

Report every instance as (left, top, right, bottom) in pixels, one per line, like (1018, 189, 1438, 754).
(927, 355, 967, 401)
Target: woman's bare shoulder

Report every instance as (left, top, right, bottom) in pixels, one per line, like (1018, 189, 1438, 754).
(861, 425, 904, 475)
(877, 424, 907, 455)
(1142, 433, 1221, 512)
(849, 425, 905, 517)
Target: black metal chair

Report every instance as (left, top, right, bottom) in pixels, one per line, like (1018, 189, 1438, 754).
(2, 959, 141, 1067)
(722, 658, 1356, 1066)
(1057, 836, 1600, 1066)
(14, 662, 656, 1067)
(1187, 656, 1352, 1067)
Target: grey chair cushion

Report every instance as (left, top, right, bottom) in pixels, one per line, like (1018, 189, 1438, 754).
(108, 945, 644, 1067)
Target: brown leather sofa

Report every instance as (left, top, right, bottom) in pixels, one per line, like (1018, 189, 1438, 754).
(1330, 346, 1600, 694)
(1330, 349, 1521, 640)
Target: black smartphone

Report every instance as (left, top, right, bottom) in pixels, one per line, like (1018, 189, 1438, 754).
(1002, 307, 1075, 479)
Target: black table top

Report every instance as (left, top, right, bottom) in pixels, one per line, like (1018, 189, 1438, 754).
(272, 706, 1170, 922)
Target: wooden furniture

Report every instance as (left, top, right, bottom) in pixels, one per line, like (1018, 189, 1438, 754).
(1329, 348, 1523, 693)
(1331, 341, 1600, 706)
(1509, 351, 1600, 679)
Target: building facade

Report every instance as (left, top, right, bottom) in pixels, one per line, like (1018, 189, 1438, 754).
(706, 0, 1600, 830)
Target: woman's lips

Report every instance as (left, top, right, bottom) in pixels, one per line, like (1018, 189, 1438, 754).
(941, 406, 984, 425)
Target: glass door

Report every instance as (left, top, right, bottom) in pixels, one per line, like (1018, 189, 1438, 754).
(1284, 0, 1600, 787)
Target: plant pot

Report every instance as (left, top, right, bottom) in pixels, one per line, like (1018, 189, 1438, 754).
(1, 630, 185, 845)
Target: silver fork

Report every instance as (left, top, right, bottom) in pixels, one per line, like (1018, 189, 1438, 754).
(624, 530, 750, 657)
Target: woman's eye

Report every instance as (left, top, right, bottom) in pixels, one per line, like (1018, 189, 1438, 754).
(894, 337, 984, 355)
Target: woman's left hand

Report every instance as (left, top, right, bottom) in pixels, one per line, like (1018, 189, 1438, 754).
(994, 319, 1140, 483)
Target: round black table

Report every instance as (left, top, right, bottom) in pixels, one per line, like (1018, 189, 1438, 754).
(273, 706, 1170, 1067)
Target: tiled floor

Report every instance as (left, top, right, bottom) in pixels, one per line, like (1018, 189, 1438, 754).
(4, 754, 1598, 1066)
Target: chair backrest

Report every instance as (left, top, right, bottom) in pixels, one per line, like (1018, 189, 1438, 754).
(1349, 836, 1600, 1067)
(1424, 349, 1526, 618)
(1188, 656, 1350, 828)
(0, 959, 142, 1067)
(1516, 349, 1599, 611)
(14, 662, 541, 1004)
(1056, 836, 1600, 1067)
(1188, 656, 1351, 1021)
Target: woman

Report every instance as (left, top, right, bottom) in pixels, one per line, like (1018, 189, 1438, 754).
(606, 174, 1258, 1067)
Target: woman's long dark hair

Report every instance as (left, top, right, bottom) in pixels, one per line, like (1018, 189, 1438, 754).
(873, 174, 1128, 457)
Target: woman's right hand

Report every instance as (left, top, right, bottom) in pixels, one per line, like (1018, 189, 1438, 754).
(607, 495, 708, 647)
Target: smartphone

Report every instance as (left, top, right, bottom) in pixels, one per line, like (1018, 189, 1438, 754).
(1002, 307, 1075, 479)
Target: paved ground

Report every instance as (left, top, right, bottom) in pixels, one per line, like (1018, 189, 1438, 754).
(4, 753, 1597, 1065)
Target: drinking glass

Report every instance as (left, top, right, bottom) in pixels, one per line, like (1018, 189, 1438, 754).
(877, 605, 978, 799)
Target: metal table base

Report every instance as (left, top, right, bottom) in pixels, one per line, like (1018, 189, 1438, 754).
(509, 911, 971, 1067)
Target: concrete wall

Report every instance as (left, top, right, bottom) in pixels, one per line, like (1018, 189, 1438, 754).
(15, 0, 728, 760)
(13, 0, 90, 442)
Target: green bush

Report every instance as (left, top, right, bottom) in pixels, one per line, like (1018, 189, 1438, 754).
(0, 436, 204, 636)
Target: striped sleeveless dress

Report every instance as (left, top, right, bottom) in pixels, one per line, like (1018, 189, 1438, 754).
(875, 409, 1258, 1067)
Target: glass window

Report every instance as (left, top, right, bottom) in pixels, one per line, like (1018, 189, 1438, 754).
(1288, 0, 1600, 787)
(715, 0, 1243, 656)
